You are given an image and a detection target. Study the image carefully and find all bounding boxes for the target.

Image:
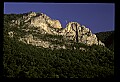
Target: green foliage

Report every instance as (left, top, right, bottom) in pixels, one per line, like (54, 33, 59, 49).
(4, 14, 23, 21)
(3, 34, 114, 78)
(95, 31, 114, 51)
(3, 13, 114, 78)
(95, 31, 113, 42)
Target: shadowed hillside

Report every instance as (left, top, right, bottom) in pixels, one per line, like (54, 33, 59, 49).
(3, 12, 114, 78)
(95, 31, 114, 51)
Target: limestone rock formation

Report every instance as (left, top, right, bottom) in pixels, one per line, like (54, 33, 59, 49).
(19, 34, 66, 49)
(47, 20, 62, 29)
(60, 22, 104, 46)
(9, 11, 105, 50)
(23, 12, 62, 28)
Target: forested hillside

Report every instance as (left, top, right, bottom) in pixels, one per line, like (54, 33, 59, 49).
(95, 31, 114, 51)
(3, 14, 114, 78)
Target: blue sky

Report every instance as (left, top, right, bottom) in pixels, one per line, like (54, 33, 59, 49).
(4, 2, 115, 33)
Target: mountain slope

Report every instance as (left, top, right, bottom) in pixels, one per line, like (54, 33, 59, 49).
(6, 11, 105, 50)
(3, 33, 114, 78)
(3, 11, 114, 78)
(95, 31, 114, 51)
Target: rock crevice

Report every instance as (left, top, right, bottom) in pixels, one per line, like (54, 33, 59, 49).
(9, 11, 105, 49)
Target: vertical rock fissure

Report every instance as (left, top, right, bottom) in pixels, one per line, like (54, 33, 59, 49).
(9, 12, 105, 47)
(75, 23, 78, 43)
(72, 23, 79, 43)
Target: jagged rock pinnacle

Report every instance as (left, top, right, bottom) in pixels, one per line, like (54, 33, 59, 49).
(10, 11, 105, 48)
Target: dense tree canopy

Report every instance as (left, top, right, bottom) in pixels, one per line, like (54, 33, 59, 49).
(3, 14, 114, 78)
(95, 31, 114, 51)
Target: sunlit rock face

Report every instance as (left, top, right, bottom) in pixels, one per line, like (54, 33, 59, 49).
(9, 11, 105, 49)
(29, 12, 62, 29)
(61, 22, 105, 46)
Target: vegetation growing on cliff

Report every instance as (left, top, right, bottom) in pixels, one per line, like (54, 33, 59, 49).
(3, 13, 114, 78)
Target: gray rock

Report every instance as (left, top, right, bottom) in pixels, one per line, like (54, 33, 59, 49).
(10, 11, 105, 50)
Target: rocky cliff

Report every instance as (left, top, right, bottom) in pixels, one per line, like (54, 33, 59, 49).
(9, 11, 105, 49)
(61, 22, 104, 46)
